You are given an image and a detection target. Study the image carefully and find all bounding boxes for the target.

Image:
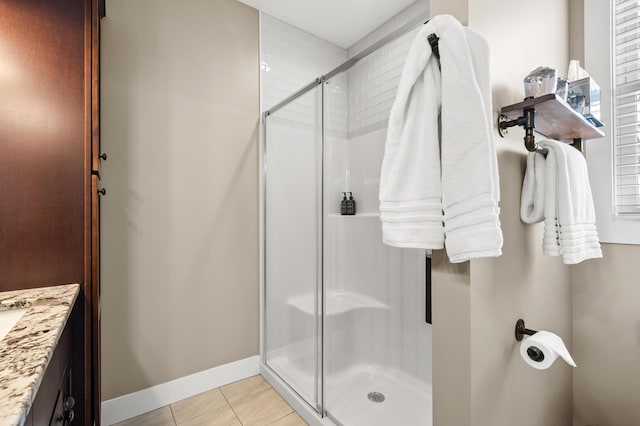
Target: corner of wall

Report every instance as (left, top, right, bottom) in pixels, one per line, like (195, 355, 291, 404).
(468, 1, 573, 425)
(431, 251, 471, 425)
(431, 1, 574, 425)
(101, 0, 260, 400)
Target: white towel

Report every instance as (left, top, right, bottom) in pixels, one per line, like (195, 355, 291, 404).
(379, 15, 502, 263)
(520, 139, 602, 264)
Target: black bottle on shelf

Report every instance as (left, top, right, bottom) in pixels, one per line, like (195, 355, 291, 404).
(346, 192, 356, 215)
(340, 192, 348, 215)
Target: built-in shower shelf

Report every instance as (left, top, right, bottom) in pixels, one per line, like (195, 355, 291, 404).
(288, 291, 389, 316)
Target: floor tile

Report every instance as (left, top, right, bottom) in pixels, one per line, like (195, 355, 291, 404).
(176, 403, 241, 426)
(220, 375, 271, 404)
(267, 412, 308, 426)
(113, 406, 176, 426)
(229, 388, 293, 426)
(171, 388, 229, 424)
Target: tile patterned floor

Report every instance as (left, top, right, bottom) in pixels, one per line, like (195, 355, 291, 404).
(113, 375, 307, 426)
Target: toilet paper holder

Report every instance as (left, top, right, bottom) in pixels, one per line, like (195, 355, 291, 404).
(515, 318, 538, 341)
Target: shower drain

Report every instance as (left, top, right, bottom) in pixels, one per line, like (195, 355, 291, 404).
(367, 391, 385, 403)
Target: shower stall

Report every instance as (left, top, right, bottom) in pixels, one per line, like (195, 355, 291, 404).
(260, 19, 433, 426)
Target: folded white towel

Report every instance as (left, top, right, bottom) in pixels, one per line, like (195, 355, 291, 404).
(520, 153, 546, 224)
(379, 15, 502, 263)
(520, 139, 602, 264)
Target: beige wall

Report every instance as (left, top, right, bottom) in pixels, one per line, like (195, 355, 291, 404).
(431, 1, 574, 425)
(569, 0, 585, 64)
(469, 1, 573, 425)
(432, 252, 472, 426)
(570, 2, 640, 424)
(429, 0, 468, 25)
(572, 244, 640, 425)
(100, 0, 259, 399)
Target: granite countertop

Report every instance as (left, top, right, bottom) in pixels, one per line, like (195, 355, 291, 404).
(0, 284, 80, 426)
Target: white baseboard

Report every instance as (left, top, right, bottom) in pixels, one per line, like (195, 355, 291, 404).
(101, 355, 260, 425)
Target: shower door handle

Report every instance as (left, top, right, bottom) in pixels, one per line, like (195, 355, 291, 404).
(425, 252, 432, 324)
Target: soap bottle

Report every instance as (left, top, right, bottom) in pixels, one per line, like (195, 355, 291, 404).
(346, 192, 356, 215)
(340, 192, 348, 215)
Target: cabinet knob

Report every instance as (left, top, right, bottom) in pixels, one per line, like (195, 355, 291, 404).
(57, 409, 75, 424)
(56, 395, 76, 424)
(63, 395, 75, 411)
(97, 188, 106, 196)
(99, 153, 107, 161)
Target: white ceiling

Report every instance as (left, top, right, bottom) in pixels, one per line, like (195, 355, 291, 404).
(237, 0, 417, 48)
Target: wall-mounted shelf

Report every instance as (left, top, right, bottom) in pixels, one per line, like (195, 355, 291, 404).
(498, 93, 605, 152)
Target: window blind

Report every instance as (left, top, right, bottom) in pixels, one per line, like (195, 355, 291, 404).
(614, 0, 640, 215)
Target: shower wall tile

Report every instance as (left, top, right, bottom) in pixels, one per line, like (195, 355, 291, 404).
(261, 13, 347, 134)
(346, 27, 418, 139)
(260, 4, 426, 138)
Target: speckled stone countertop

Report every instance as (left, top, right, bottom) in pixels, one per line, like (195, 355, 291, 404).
(0, 284, 80, 426)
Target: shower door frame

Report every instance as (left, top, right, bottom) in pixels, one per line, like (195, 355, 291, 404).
(259, 13, 430, 422)
(260, 78, 326, 415)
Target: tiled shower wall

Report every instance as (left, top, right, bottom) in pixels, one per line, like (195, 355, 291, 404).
(346, 1, 428, 138)
(260, 1, 428, 138)
(260, 14, 346, 111)
(346, 28, 419, 139)
(260, 13, 347, 134)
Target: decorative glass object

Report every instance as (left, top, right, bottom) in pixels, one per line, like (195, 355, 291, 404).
(567, 92, 586, 114)
(569, 77, 602, 125)
(556, 77, 569, 101)
(523, 67, 558, 98)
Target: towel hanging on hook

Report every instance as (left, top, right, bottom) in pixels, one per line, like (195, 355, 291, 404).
(421, 19, 441, 69)
(379, 15, 503, 263)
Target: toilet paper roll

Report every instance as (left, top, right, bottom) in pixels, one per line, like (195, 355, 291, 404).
(520, 331, 576, 370)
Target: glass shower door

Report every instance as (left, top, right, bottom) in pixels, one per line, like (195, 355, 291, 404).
(264, 85, 322, 411)
(322, 71, 433, 426)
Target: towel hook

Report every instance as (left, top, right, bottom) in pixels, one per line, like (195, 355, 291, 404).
(427, 33, 441, 70)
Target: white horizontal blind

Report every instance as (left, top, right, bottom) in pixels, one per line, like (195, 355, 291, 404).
(614, 0, 640, 215)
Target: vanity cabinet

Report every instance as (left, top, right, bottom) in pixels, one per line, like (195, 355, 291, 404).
(0, 0, 102, 423)
(25, 306, 78, 426)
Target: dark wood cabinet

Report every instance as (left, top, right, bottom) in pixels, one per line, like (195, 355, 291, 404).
(30, 303, 78, 426)
(91, 174, 102, 426)
(0, 0, 102, 423)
